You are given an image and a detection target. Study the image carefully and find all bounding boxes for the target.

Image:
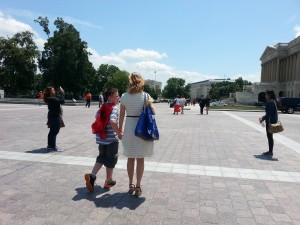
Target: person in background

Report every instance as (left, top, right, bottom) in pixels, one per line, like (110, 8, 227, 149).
(173, 95, 180, 115)
(85, 92, 92, 108)
(84, 88, 122, 192)
(119, 72, 155, 197)
(43, 86, 65, 151)
(199, 98, 206, 115)
(99, 92, 104, 108)
(205, 96, 211, 115)
(38, 91, 43, 106)
(179, 96, 186, 114)
(259, 90, 278, 157)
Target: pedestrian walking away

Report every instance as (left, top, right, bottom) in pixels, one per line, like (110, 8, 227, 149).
(199, 98, 206, 115)
(205, 96, 211, 115)
(38, 91, 43, 106)
(119, 72, 155, 197)
(85, 88, 122, 192)
(180, 96, 186, 114)
(173, 95, 180, 115)
(43, 86, 65, 152)
(85, 92, 92, 108)
(259, 90, 278, 157)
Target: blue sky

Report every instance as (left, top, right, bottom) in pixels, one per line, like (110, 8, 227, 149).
(1, 0, 300, 86)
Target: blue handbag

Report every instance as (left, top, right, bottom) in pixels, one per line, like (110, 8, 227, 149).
(135, 93, 159, 141)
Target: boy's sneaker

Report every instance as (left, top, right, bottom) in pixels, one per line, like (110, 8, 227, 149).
(85, 174, 96, 192)
(103, 179, 116, 189)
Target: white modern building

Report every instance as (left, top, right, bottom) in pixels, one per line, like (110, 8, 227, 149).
(190, 79, 234, 99)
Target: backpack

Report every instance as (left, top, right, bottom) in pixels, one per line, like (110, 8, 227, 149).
(91, 103, 114, 139)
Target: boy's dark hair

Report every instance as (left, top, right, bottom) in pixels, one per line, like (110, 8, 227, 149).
(104, 88, 118, 100)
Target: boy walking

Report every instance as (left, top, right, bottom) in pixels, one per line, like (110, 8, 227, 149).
(85, 88, 122, 192)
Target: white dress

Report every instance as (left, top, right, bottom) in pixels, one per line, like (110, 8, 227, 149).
(120, 92, 154, 158)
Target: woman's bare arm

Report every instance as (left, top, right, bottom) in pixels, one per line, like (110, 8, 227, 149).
(119, 104, 126, 132)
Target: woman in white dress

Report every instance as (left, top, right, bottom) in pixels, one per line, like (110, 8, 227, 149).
(119, 72, 155, 197)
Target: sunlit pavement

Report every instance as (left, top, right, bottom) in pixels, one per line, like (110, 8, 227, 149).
(1, 103, 300, 225)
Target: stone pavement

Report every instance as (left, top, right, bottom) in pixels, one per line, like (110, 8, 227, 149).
(0, 103, 300, 225)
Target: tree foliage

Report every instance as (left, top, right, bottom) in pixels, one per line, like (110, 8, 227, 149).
(94, 64, 120, 94)
(162, 77, 190, 98)
(143, 84, 160, 99)
(209, 77, 252, 99)
(0, 31, 39, 95)
(37, 17, 95, 96)
(104, 70, 129, 95)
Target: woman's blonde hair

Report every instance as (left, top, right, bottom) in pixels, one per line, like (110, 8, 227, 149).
(128, 72, 145, 94)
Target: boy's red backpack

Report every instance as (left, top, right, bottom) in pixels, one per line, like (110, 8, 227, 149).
(91, 103, 114, 139)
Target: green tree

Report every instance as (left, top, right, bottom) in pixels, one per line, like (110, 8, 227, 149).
(143, 84, 152, 94)
(209, 78, 252, 99)
(0, 31, 39, 95)
(104, 70, 129, 95)
(95, 64, 120, 93)
(162, 77, 190, 98)
(36, 17, 95, 96)
(235, 77, 252, 91)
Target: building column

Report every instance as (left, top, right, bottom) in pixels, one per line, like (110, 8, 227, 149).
(275, 58, 279, 82)
(267, 62, 270, 82)
(268, 62, 270, 82)
(296, 53, 300, 81)
(261, 64, 265, 82)
(272, 59, 276, 82)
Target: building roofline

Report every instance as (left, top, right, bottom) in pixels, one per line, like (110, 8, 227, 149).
(190, 79, 233, 85)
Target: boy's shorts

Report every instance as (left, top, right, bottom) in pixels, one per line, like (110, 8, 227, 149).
(96, 142, 119, 168)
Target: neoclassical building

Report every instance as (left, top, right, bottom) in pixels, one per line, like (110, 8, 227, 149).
(236, 36, 300, 104)
(259, 36, 300, 97)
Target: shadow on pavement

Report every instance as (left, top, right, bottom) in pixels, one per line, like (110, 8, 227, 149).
(26, 148, 50, 154)
(253, 154, 279, 161)
(73, 187, 145, 210)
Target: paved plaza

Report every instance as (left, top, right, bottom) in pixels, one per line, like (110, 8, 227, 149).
(0, 103, 300, 225)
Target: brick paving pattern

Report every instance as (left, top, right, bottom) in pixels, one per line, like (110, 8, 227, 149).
(0, 103, 300, 225)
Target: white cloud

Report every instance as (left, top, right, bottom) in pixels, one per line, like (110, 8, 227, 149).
(0, 14, 34, 36)
(88, 48, 127, 69)
(294, 25, 300, 38)
(119, 48, 167, 60)
(64, 17, 102, 30)
(0, 10, 46, 50)
(136, 60, 172, 72)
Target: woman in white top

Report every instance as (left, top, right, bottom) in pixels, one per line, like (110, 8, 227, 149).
(119, 72, 155, 197)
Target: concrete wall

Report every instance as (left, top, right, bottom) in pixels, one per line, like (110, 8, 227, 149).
(235, 91, 256, 105)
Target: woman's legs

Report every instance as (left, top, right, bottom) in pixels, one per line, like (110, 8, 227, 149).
(266, 127, 274, 153)
(127, 158, 135, 185)
(48, 117, 60, 148)
(136, 158, 144, 187)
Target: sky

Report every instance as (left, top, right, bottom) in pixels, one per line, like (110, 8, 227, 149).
(1, 0, 300, 87)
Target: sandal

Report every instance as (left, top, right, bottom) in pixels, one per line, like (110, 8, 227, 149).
(134, 186, 142, 198)
(128, 184, 135, 194)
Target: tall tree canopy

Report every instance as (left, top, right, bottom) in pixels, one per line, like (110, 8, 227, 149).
(162, 77, 190, 98)
(36, 17, 95, 96)
(95, 64, 120, 93)
(104, 70, 129, 95)
(0, 31, 39, 95)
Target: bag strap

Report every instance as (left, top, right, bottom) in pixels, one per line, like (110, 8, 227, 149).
(143, 92, 148, 112)
(274, 100, 279, 122)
